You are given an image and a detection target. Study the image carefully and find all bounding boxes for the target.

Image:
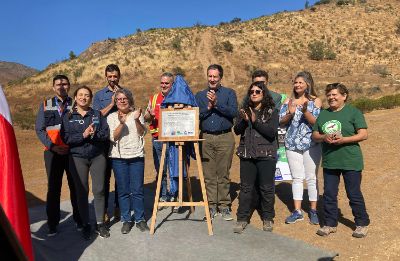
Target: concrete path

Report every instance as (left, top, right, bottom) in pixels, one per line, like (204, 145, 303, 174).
(29, 189, 336, 261)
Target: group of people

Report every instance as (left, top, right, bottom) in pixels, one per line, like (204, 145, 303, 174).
(35, 63, 370, 241)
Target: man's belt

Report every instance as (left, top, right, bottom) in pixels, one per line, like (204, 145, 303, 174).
(203, 129, 231, 135)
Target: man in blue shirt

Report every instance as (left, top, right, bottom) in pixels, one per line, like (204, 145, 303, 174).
(93, 64, 131, 223)
(195, 64, 238, 221)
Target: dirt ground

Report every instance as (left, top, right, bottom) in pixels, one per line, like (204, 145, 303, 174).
(17, 107, 400, 260)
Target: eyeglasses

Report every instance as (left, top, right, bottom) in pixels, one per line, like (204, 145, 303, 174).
(116, 97, 128, 102)
(249, 90, 262, 95)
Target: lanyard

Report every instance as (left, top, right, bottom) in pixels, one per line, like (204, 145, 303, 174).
(55, 98, 70, 117)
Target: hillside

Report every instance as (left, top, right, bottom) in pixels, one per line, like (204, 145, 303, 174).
(4, 0, 400, 128)
(0, 61, 38, 86)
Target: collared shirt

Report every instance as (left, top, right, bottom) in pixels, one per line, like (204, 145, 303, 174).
(195, 85, 238, 132)
(93, 86, 133, 116)
(35, 96, 72, 149)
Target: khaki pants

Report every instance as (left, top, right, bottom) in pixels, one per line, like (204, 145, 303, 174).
(200, 132, 235, 210)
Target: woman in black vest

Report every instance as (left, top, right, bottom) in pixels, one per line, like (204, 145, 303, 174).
(233, 81, 279, 233)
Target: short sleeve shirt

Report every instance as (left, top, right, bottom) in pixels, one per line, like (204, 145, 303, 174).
(313, 104, 367, 171)
(279, 100, 320, 151)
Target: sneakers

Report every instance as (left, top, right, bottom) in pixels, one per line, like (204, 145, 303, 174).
(136, 221, 150, 232)
(121, 222, 132, 234)
(352, 226, 368, 238)
(47, 227, 57, 237)
(309, 209, 319, 225)
(95, 223, 110, 238)
(206, 207, 217, 221)
(316, 226, 337, 236)
(221, 208, 233, 221)
(285, 210, 304, 224)
(158, 197, 168, 211)
(113, 207, 121, 221)
(82, 224, 91, 241)
(233, 221, 247, 234)
(263, 220, 274, 232)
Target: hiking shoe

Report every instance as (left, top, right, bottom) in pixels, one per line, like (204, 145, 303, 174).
(47, 227, 57, 237)
(316, 226, 337, 236)
(204, 207, 217, 221)
(221, 208, 233, 221)
(113, 207, 121, 221)
(121, 222, 132, 234)
(158, 197, 168, 211)
(233, 221, 247, 234)
(263, 220, 274, 232)
(285, 210, 304, 224)
(82, 224, 91, 241)
(95, 223, 110, 238)
(136, 221, 150, 232)
(76, 223, 83, 232)
(309, 209, 319, 225)
(352, 226, 368, 238)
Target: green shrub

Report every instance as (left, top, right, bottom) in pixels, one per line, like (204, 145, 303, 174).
(325, 48, 337, 60)
(337, 0, 353, 6)
(172, 66, 185, 76)
(308, 41, 325, 60)
(395, 20, 400, 35)
(171, 36, 182, 51)
(350, 94, 400, 113)
(222, 41, 234, 52)
(13, 108, 36, 130)
(314, 0, 330, 5)
(372, 64, 390, 77)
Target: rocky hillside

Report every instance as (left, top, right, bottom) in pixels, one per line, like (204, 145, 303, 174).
(4, 0, 400, 113)
(0, 61, 38, 86)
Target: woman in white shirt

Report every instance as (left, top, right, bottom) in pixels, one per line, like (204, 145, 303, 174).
(107, 89, 149, 234)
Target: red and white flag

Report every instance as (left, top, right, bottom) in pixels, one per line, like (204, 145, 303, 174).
(0, 85, 34, 261)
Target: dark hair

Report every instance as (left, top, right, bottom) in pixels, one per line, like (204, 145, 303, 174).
(325, 83, 349, 101)
(293, 71, 317, 100)
(68, 86, 93, 119)
(241, 81, 275, 121)
(53, 75, 70, 86)
(105, 64, 120, 76)
(207, 64, 223, 78)
(251, 70, 269, 82)
(114, 88, 134, 108)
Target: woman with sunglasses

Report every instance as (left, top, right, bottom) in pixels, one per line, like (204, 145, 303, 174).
(279, 71, 322, 225)
(61, 86, 110, 240)
(107, 89, 149, 234)
(233, 81, 279, 233)
(313, 83, 369, 238)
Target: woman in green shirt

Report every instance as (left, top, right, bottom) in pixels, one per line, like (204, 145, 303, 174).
(312, 83, 370, 238)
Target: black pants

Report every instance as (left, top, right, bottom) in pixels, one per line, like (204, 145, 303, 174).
(44, 150, 81, 228)
(69, 154, 106, 224)
(323, 169, 370, 227)
(237, 158, 276, 222)
(104, 157, 119, 212)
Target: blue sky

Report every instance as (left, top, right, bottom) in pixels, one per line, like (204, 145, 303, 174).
(0, 0, 317, 70)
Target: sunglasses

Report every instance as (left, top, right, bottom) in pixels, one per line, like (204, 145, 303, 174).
(249, 89, 262, 95)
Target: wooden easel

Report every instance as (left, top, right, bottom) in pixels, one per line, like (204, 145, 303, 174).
(149, 106, 213, 235)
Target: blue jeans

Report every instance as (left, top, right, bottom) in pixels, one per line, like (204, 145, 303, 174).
(323, 169, 370, 227)
(112, 157, 145, 223)
(152, 137, 169, 200)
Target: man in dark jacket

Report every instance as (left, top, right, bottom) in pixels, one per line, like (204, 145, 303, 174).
(35, 75, 81, 236)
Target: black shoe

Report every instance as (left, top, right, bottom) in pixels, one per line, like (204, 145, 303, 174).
(121, 222, 132, 234)
(96, 223, 110, 238)
(82, 224, 91, 241)
(47, 226, 57, 237)
(76, 222, 84, 232)
(136, 221, 150, 232)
